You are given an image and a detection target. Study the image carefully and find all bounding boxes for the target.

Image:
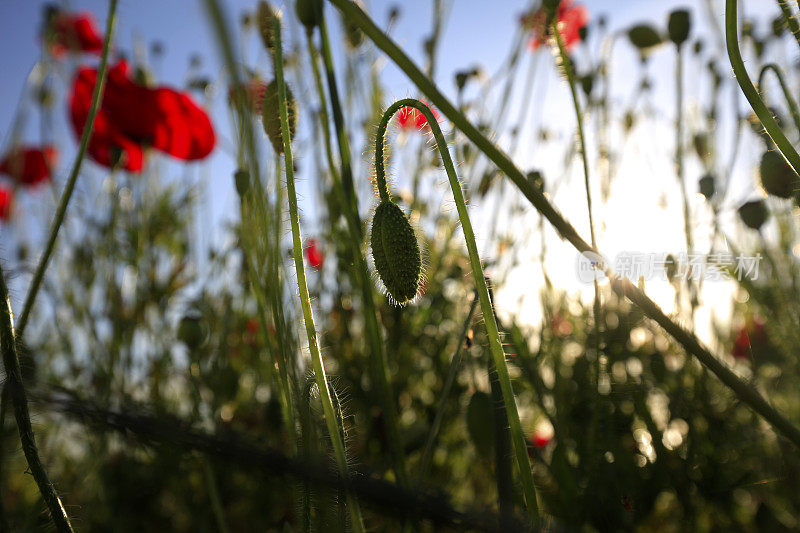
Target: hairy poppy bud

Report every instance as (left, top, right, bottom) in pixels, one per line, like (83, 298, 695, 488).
(759, 150, 798, 199)
(370, 200, 422, 305)
(667, 9, 690, 46)
(257, 1, 278, 52)
(698, 173, 715, 200)
(234, 168, 250, 197)
(738, 200, 768, 230)
(628, 24, 662, 52)
(262, 80, 297, 154)
(295, 0, 321, 29)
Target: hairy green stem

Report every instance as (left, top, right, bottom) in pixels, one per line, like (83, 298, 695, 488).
(0, 264, 72, 532)
(16, 0, 118, 338)
(758, 63, 800, 135)
(317, 3, 410, 487)
(727, 0, 800, 175)
(376, 99, 540, 521)
(271, 14, 365, 532)
(330, 0, 800, 451)
(776, 0, 800, 52)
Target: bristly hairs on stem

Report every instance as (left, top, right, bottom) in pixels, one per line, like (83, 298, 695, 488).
(373, 98, 541, 523)
(269, 10, 366, 532)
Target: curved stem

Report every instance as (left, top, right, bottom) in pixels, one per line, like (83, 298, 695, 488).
(0, 264, 73, 532)
(758, 62, 800, 136)
(270, 15, 365, 533)
(776, 0, 800, 52)
(376, 98, 540, 522)
(16, 0, 118, 338)
(329, 0, 800, 452)
(726, 0, 800, 176)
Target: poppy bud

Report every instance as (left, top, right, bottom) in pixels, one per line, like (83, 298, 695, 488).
(262, 80, 297, 154)
(295, 0, 321, 29)
(370, 200, 422, 305)
(178, 315, 206, 350)
(698, 173, 715, 200)
(759, 151, 798, 199)
(693, 132, 711, 163)
(627, 24, 662, 52)
(527, 170, 545, 193)
(693, 39, 703, 55)
(738, 200, 768, 230)
(466, 391, 494, 457)
(667, 9, 690, 46)
(234, 168, 250, 197)
(579, 72, 595, 97)
(257, 1, 278, 52)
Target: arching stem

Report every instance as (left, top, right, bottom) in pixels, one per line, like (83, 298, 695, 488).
(376, 98, 540, 523)
(758, 63, 800, 136)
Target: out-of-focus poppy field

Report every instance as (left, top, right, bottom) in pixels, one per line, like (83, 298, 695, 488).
(1, 0, 800, 531)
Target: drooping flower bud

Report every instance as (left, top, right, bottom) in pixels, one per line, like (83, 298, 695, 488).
(759, 150, 798, 199)
(667, 9, 690, 46)
(262, 80, 297, 154)
(738, 199, 768, 230)
(370, 200, 422, 305)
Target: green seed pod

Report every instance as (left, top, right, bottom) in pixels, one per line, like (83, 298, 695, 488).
(759, 150, 798, 199)
(627, 24, 662, 52)
(295, 0, 320, 29)
(257, 1, 278, 52)
(370, 200, 422, 305)
(698, 173, 715, 200)
(343, 16, 364, 48)
(234, 168, 250, 197)
(667, 9, 690, 46)
(262, 80, 297, 154)
(178, 315, 206, 350)
(466, 391, 494, 457)
(738, 200, 768, 230)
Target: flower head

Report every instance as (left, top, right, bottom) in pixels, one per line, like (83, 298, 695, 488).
(732, 317, 768, 360)
(305, 238, 325, 270)
(0, 146, 58, 187)
(69, 59, 216, 171)
(43, 9, 104, 56)
(521, 0, 588, 51)
(0, 187, 13, 222)
(395, 105, 440, 133)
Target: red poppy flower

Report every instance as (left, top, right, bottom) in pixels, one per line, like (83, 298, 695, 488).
(521, 0, 588, 51)
(395, 104, 440, 132)
(531, 432, 552, 449)
(0, 187, 12, 221)
(732, 317, 768, 360)
(305, 239, 325, 270)
(69, 59, 216, 171)
(44, 10, 104, 56)
(0, 146, 58, 187)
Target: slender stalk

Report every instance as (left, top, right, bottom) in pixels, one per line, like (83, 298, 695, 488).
(305, 31, 341, 185)
(726, 0, 800, 176)
(376, 99, 540, 522)
(270, 14, 365, 532)
(758, 63, 800, 135)
(0, 264, 72, 532)
(330, 0, 800, 451)
(16, 0, 119, 338)
(316, 3, 409, 487)
(776, 0, 800, 52)
(202, 459, 230, 533)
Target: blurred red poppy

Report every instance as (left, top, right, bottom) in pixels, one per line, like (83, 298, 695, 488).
(305, 239, 325, 270)
(229, 79, 267, 114)
(69, 60, 216, 171)
(44, 10, 104, 56)
(396, 105, 440, 132)
(531, 432, 552, 449)
(0, 146, 58, 187)
(732, 317, 767, 360)
(522, 0, 588, 51)
(0, 188, 12, 221)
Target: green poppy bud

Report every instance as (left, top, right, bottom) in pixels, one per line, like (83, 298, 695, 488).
(178, 315, 206, 350)
(667, 9, 690, 46)
(466, 391, 494, 457)
(628, 24, 662, 51)
(257, 1, 278, 52)
(698, 173, 715, 200)
(370, 200, 422, 305)
(738, 200, 768, 230)
(759, 150, 798, 199)
(262, 80, 297, 154)
(234, 168, 250, 197)
(295, 0, 321, 29)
